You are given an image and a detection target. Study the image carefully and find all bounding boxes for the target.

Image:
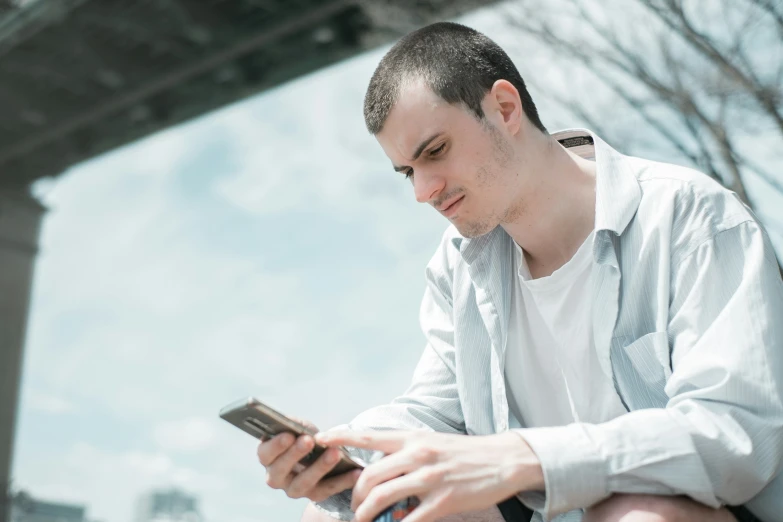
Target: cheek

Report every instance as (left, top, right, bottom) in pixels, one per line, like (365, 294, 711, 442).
(475, 159, 507, 188)
(475, 165, 493, 186)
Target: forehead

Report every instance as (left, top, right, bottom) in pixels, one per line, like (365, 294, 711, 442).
(377, 81, 472, 159)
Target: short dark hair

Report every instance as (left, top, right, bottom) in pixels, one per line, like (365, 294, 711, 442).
(363, 22, 547, 135)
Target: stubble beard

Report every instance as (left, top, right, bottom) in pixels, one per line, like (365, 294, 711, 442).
(456, 165, 494, 238)
(456, 125, 520, 238)
(456, 218, 493, 239)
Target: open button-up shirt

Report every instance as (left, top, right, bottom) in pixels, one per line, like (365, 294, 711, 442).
(315, 129, 783, 522)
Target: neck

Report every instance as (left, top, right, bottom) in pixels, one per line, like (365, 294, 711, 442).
(501, 134, 596, 276)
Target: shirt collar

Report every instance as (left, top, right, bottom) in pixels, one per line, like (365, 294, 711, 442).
(556, 129, 641, 236)
(457, 129, 641, 265)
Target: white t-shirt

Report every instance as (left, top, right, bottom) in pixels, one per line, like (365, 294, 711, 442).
(505, 231, 627, 429)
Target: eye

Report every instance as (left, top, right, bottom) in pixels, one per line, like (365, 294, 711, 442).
(429, 143, 446, 156)
(403, 169, 414, 181)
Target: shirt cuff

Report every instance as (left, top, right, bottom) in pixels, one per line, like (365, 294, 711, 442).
(513, 425, 609, 520)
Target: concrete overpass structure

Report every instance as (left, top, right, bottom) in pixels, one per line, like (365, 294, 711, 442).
(0, 0, 493, 518)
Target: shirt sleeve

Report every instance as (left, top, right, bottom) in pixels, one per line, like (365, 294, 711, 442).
(515, 220, 783, 520)
(314, 251, 465, 519)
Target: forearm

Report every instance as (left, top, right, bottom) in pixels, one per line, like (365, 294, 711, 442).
(515, 403, 783, 520)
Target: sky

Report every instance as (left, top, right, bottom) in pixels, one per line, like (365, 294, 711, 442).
(13, 38, 437, 522)
(10, 3, 783, 522)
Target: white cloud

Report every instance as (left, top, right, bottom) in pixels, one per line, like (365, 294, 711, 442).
(14, 5, 782, 522)
(211, 92, 387, 219)
(153, 418, 218, 453)
(14, 38, 442, 522)
(18, 442, 229, 522)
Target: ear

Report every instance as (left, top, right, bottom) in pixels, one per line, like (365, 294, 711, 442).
(487, 79, 522, 135)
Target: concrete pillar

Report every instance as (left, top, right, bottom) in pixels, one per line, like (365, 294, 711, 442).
(0, 188, 45, 522)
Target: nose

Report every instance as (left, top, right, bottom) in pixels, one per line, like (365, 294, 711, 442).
(413, 169, 445, 204)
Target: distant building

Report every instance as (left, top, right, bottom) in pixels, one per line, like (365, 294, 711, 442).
(134, 489, 202, 522)
(9, 491, 86, 522)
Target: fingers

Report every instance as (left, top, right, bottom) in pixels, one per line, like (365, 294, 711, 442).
(315, 430, 407, 454)
(287, 447, 347, 499)
(259, 432, 362, 503)
(353, 474, 427, 522)
(307, 468, 363, 502)
(351, 452, 417, 510)
(257, 432, 296, 466)
(265, 435, 315, 489)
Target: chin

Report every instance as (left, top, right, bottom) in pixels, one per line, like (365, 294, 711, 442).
(454, 220, 494, 239)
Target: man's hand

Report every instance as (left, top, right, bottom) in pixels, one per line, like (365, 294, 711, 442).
(315, 430, 544, 522)
(256, 419, 361, 503)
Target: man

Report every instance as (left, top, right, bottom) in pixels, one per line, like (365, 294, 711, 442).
(256, 22, 783, 522)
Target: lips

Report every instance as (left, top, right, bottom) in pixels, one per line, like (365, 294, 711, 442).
(439, 195, 464, 217)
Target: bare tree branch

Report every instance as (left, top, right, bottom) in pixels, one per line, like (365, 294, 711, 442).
(746, 0, 783, 35)
(639, 0, 783, 134)
(504, 0, 783, 267)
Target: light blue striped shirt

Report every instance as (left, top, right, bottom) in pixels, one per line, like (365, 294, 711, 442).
(316, 130, 783, 522)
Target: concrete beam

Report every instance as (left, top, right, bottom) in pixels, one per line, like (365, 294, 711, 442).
(0, 188, 44, 522)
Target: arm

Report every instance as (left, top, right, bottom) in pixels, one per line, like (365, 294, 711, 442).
(516, 220, 783, 519)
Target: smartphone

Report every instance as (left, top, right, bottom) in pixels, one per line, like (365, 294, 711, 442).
(219, 397, 365, 479)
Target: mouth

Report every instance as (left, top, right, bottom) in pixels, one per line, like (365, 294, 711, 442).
(438, 195, 465, 218)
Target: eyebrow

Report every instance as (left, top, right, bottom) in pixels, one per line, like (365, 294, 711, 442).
(392, 132, 442, 172)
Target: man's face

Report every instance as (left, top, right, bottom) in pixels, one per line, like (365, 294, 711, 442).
(376, 82, 524, 238)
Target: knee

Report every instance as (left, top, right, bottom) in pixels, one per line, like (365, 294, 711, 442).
(583, 494, 736, 522)
(583, 495, 669, 522)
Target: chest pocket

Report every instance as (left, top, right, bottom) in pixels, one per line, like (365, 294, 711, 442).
(610, 331, 672, 411)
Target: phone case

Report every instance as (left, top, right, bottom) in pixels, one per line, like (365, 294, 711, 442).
(219, 397, 364, 479)
(373, 497, 420, 521)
